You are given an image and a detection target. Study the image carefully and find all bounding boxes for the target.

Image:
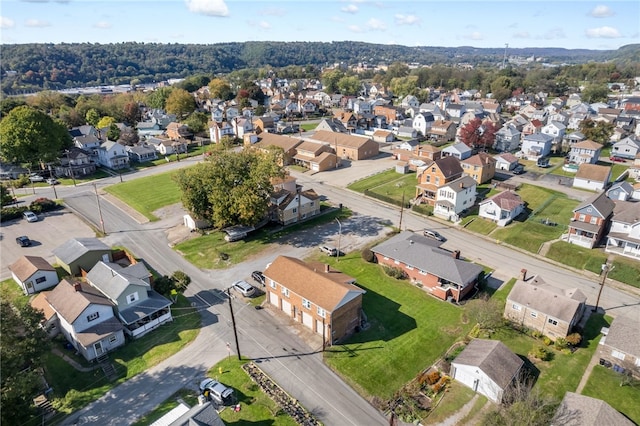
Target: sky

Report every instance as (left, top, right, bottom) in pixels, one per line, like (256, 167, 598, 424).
(1, 0, 638, 50)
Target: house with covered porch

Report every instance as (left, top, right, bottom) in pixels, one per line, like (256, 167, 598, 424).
(565, 191, 615, 249)
(605, 200, 640, 259)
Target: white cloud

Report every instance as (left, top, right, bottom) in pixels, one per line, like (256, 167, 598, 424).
(586, 26, 622, 38)
(589, 5, 614, 18)
(394, 14, 420, 26)
(341, 4, 358, 14)
(366, 18, 386, 31)
(185, 0, 229, 17)
(93, 21, 111, 29)
(25, 19, 51, 27)
(0, 16, 15, 29)
(348, 24, 363, 33)
(258, 21, 271, 30)
(513, 31, 530, 39)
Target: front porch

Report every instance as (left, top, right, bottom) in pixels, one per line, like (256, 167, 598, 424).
(124, 308, 173, 338)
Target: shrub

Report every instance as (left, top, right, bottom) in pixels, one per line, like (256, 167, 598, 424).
(529, 345, 553, 361)
(566, 333, 582, 346)
(382, 265, 406, 280)
(29, 197, 58, 213)
(361, 248, 375, 263)
(426, 371, 441, 386)
(0, 206, 27, 222)
(543, 336, 552, 346)
(531, 330, 543, 339)
(554, 337, 569, 350)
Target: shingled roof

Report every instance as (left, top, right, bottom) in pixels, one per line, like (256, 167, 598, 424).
(603, 315, 640, 359)
(453, 339, 523, 390)
(553, 392, 634, 426)
(52, 238, 111, 265)
(480, 191, 524, 212)
(9, 256, 55, 281)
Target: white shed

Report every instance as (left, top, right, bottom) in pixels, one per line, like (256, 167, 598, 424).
(9, 256, 59, 295)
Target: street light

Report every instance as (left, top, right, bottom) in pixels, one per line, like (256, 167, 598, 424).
(226, 287, 242, 361)
(593, 263, 615, 313)
(336, 218, 342, 262)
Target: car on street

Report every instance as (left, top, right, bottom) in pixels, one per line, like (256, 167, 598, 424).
(610, 156, 626, 163)
(232, 279, 256, 297)
(29, 174, 44, 182)
(46, 178, 59, 185)
(251, 270, 265, 286)
(16, 235, 31, 247)
(199, 379, 235, 406)
(320, 245, 338, 256)
(512, 165, 525, 174)
(423, 229, 445, 241)
(23, 211, 39, 222)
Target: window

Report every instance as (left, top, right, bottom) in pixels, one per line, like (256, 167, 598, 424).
(419, 270, 427, 275)
(35, 276, 47, 284)
(548, 318, 558, 326)
(590, 216, 598, 224)
(579, 214, 586, 221)
(109, 335, 118, 344)
(317, 307, 326, 318)
(270, 280, 276, 289)
(512, 304, 521, 311)
(292, 208, 297, 214)
(87, 312, 100, 322)
(612, 350, 626, 361)
(281, 287, 289, 298)
(406, 265, 414, 270)
(127, 292, 139, 304)
(302, 299, 311, 309)
(530, 311, 538, 318)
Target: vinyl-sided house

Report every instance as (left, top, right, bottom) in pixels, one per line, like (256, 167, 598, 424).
(611, 135, 640, 160)
(53, 238, 112, 276)
(434, 176, 477, 221)
(598, 315, 640, 378)
(270, 186, 320, 225)
(97, 140, 130, 170)
(86, 261, 173, 339)
(504, 275, 587, 339)
(442, 142, 472, 160)
(415, 156, 464, 206)
(371, 231, 482, 302)
(451, 339, 524, 403)
(568, 139, 603, 165)
(566, 191, 615, 248)
(520, 133, 554, 160)
(552, 392, 635, 426)
(605, 200, 640, 259)
(461, 153, 497, 184)
(263, 256, 366, 344)
(493, 124, 521, 152)
(44, 279, 125, 361)
(9, 255, 59, 294)
(478, 191, 525, 226)
(494, 153, 520, 171)
(573, 164, 611, 192)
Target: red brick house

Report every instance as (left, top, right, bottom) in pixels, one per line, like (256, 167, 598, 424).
(565, 191, 615, 248)
(263, 256, 366, 345)
(370, 231, 483, 302)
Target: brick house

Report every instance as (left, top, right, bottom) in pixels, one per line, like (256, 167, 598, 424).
(461, 153, 497, 184)
(565, 191, 615, 248)
(254, 133, 303, 166)
(504, 275, 587, 340)
(428, 120, 457, 143)
(598, 315, 640, 378)
(263, 256, 366, 345)
(415, 156, 464, 206)
(311, 130, 379, 160)
(370, 231, 482, 302)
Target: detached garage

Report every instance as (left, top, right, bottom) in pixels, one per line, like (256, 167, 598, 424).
(451, 339, 524, 403)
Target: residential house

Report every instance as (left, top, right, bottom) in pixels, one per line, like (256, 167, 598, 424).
(412, 112, 435, 136)
(598, 315, 640, 378)
(147, 136, 187, 156)
(521, 119, 544, 137)
(451, 339, 524, 403)
(370, 231, 482, 302)
(565, 191, 615, 248)
(9, 256, 59, 295)
(445, 103, 466, 122)
(563, 131, 586, 151)
(30, 291, 58, 336)
(371, 129, 395, 143)
(494, 153, 520, 171)
(55, 147, 96, 179)
(43, 279, 125, 362)
(373, 105, 403, 124)
(493, 124, 522, 152)
(53, 238, 112, 276)
(270, 186, 320, 225)
(86, 261, 173, 339)
(419, 103, 447, 121)
(504, 275, 587, 339)
(70, 125, 103, 160)
(394, 144, 442, 170)
(428, 120, 457, 144)
(316, 118, 350, 134)
(232, 117, 254, 138)
(253, 116, 276, 134)
(416, 156, 464, 205)
(136, 120, 161, 138)
(605, 200, 640, 259)
(621, 96, 640, 113)
(263, 256, 365, 344)
(292, 141, 336, 171)
(434, 176, 477, 221)
(97, 140, 129, 170)
(166, 122, 192, 140)
(254, 133, 302, 166)
(606, 182, 634, 201)
(568, 140, 603, 165)
(573, 164, 611, 191)
(400, 95, 420, 109)
(0, 163, 27, 180)
(552, 392, 635, 426)
(461, 153, 497, 184)
(396, 139, 420, 151)
(299, 99, 318, 115)
(611, 135, 640, 159)
(480, 100, 501, 114)
(520, 133, 554, 160)
(210, 108, 224, 123)
(224, 106, 239, 122)
(442, 142, 472, 160)
(541, 121, 567, 149)
(158, 401, 226, 426)
(333, 110, 358, 131)
(125, 143, 158, 163)
(311, 130, 379, 160)
(396, 126, 417, 139)
(209, 121, 235, 144)
(478, 191, 525, 226)
(352, 99, 372, 115)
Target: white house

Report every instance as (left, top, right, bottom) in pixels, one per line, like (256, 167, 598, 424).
(97, 140, 129, 170)
(493, 124, 521, 152)
(573, 164, 611, 191)
(9, 256, 59, 295)
(400, 95, 420, 109)
(209, 121, 235, 144)
(520, 133, 554, 160)
(433, 176, 477, 221)
(451, 339, 524, 403)
(232, 117, 254, 139)
(442, 142, 472, 160)
(611, 135, 640, 159)
(478, 191, 525, 226)
(412, 112, 435, 136)
(494, 153, 520, 171)
(568, 140, 603, 165)
(541, 121, 566, 146)
(605, 200, 640, 259)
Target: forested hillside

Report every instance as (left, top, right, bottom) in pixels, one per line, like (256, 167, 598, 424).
(2, 41, 637, 95)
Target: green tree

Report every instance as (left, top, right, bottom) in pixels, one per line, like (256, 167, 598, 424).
(0, 96, 27, 119)
(482, 382, 559, 426)
(322, 69, 344, 93)
(337, 76, 361, 95)
(208, 78, 234, 100)
(146, 87, 173, 110)
(579, 119, 614, 145)
(490, 76, 513, 102)
(1, 300, 50, 425)
(581, 84, 609, 103)
(171, 271, 191, 292)
(390, 76, 419, 99)
(0, 105, 71, 166)
(174, 148, 285, 228)
(184, 111, 209, 134)
(85, 108, 100, 126)
(107, 123, 121, 141)
(465, 293, 504, 331)
(97, 115, 116, 129)
(165, 88, 197, 119)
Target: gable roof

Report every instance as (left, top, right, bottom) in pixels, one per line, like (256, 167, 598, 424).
(574, 191, 615, 217)
(86, 261, 151, 301)
(461, 152, 497, 167)
(169, 401, 226, 426)
(31, 291, 56, 321)
(443, 142, 471, 155)
(611, 200, 640, 224)
(264, 256, 365, 312)
(311, 130, 374, 149)
(46, 279, 114, 324)
(453, 339, 523, 389)
(370, 231, 483, 285)
(435, 156, 464, 178)
(575, 164, 611, 182)
(52, 238, 111, 265)
(554, 392, 634, 426)
(572, 139, 603, 150)
(494, 153, 519, 163)
(507, 276, 586, 322)
(9, 256, 55, 281)
(604, 315, 640, 359)
(480, 191, 523, 211)
(440, 175, 477, 193)
(255, 133, 302, 152)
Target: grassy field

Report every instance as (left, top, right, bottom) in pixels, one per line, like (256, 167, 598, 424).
(491, 221, 565, 253)
(423, 381, 478, 425)
(105, 170, 182, 221)
(347, 168, 399, 193)
(323, 253, 472, 401)
(365, 173, 418, 204)
(582, 365, 640, 424)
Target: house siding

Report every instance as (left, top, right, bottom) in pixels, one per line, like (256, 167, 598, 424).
(504, 300, 574, 339)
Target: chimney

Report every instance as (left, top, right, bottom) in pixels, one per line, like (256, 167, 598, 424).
(521, 268, 527, 281)
(325, 264, 330, 273)
(453, 250, 460, 259)
(73, 282, 82, 292)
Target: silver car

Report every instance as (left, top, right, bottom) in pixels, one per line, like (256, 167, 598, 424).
(232, 280, 256, 297)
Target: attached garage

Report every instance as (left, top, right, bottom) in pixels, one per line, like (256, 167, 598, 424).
(281, 300, 292, 317)
(315, 319, 325, 336)
(302, 312, 314, 330)
(269, 292, 279, 307)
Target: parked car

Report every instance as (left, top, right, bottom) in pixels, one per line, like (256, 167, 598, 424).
(29, 174, 44, 182)
(320, 245, 338, 256)
(610, 156, 626, 163)
(423, 229, 445, 241)
(16, 235, 31, 247)
(512, 165, 525, 174)
(46, 178, 59, 185)
(23, 211, 38, 222)
(251, 271, 265, 286)
(232, 280, 256, 297)
(536, 157, 550, 168)
(199, 379, 235, 406)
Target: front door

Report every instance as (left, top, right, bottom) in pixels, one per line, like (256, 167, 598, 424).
(94, 341, 104, 356)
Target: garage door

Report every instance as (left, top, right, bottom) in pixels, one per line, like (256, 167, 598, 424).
(302, 312, 313, 330)
(282, 300, 292, 317)
(315, 319, 325, 335)
(269, 292, 279, 307)
(453, 366, 478, 391)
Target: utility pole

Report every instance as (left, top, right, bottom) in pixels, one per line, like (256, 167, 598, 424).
(226, 288, 242, 360)
(336, 218, 342, 262)
(93, 183, 106, 235)
(593, 263, 614, 313)
(398, 191, 405, 231)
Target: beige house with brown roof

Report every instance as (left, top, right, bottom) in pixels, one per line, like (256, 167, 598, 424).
(254, 133, 303, 165)
(311, 130, 379, 160)
(478, 191, 525, 226)
(573, 163, 612, 191)
(263, 256, 366, 345)
(270, 188, 321, 225)
(461, 153, 497, 184)
(568, 139, 603, 165)
(598, 315, 640, 378)
(292, 141, 337, 171)
(9, 255, 59, 294)
(505, 275, 587, 339)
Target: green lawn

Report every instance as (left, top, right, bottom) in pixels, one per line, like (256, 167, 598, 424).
(423, 381, 478, 425)
(545, 241, 608, 274)
(463, 217, 498, 235)
(105, 170, 182, 221)
(347, 168, 400, 193)
(300, 123, 318, 131)
(610, 163, 631, 182)
(582, 365, 640, 424)
(491, 221, 564, 253)
(323, 253, 472, 401)
(366, 173, 418, 204)
(609, 256, 640, 288)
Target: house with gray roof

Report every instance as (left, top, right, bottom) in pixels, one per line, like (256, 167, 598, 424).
(152, 400, 225, 426)
(566, 191, 615, 249)
(552, 392, 634, 426)
(493, 124, 521, 153)
(606, 181, 634, 201)
(451, 339, 524, 403)
(442, 142, 472, 160)
(370, 231, 482, 302)
(86, 261, 173, 339)
(605, 200, 640, 259)
(505, 275, 587, 339)
(598, 315, 640, 378)
(53, 238, 112, 276)
(612, 135, 640, 160)
(126, 143, 158, 163)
